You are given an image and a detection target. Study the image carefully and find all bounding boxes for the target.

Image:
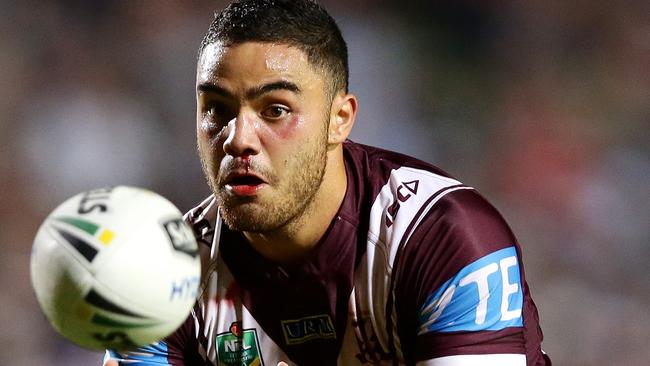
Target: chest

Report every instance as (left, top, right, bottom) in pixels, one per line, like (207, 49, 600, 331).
(196, 254, 396, 366)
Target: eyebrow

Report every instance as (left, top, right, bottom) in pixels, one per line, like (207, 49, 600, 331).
(197, 80, 302, 100)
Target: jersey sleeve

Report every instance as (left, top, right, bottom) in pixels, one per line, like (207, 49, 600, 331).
(392, 188, 544, 365)
(102, 309, 203, 366)
(104, 341, 175, 365)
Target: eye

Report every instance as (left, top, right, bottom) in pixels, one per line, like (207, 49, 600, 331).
(261, 105, 290, 120)
(205, 104, 224, 118)
(204, 102, 236, 125)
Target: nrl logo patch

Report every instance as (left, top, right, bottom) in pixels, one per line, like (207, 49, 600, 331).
(216, 321, 264, 366)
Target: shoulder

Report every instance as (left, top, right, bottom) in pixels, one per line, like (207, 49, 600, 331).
(344, 140, 519, 280)
(343, 140, 465, 235)
(347, 140, 476, 264)
(343, 141, 456, 188)
(411, 187, 517, 261)
(346, 143, 535, 361)
(343, 139, 514, 266)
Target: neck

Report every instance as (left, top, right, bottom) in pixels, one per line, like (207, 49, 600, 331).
(243, 146, 347, 263)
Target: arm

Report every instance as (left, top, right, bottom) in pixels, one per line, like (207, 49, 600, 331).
(393, 189, 546, 365)
(416, 354, 526, 366)
(102, 341, 176, 365)
(101, 308, 203, 366)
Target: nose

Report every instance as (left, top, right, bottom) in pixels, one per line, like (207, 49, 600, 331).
(222, 111, 261, 157)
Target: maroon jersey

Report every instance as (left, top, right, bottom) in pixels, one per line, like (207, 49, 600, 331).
(106, 141, 550, 365)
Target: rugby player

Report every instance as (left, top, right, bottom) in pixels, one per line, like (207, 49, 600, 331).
(105, 0, 551, 365)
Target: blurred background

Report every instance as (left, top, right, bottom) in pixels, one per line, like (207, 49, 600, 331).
(1, 0, 648, 365)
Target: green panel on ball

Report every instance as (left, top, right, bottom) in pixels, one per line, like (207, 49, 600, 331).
(54, 217, 100, 236)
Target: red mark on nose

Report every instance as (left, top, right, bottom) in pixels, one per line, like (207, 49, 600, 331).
(242, 154, 250, 173)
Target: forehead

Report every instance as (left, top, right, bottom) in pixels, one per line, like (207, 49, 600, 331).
(197, 41, 319, 86)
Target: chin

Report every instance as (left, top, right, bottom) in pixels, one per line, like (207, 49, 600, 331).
(218, 203, 283, 233)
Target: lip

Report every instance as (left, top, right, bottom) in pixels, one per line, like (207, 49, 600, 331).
(227, 183, 267, 196)
(223, 170, 268, 197)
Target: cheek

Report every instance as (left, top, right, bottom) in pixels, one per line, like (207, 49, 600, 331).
(274, 114, 302, 140)
(196, 138, 213, 164)
(197, 130, 225, 165)
(196, 127, 210, 155)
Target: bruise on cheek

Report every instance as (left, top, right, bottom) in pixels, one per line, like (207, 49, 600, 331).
(275, 114, 302, 139)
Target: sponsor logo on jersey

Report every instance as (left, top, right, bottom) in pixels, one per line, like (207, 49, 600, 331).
(162, 218, 198, 257)
(418, 246, 524, 333)
(385, 179, 419, 228)
(281, 314, 336, 345)
(216, 321, 264, 366)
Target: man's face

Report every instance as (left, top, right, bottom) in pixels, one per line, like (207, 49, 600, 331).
(196, 42, 332, 232)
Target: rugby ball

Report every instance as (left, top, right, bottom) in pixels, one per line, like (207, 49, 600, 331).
(30, 186, 200, 350)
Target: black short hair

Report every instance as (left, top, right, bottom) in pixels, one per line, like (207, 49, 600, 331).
(200, 0, 349, 96)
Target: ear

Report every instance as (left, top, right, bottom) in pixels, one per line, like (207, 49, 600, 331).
(328, 92, 357, 144)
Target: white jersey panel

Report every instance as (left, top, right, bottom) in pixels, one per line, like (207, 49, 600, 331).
(417, 354, 526, 366)
(355, 166, 466, 361)
(196, 214, 293, 366)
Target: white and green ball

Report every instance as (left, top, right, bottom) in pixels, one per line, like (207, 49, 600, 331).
(30, 186, 200, 350)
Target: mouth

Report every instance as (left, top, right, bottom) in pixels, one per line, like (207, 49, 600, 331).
(223, 172, 268, 196)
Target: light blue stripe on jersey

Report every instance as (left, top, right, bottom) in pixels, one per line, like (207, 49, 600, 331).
(107, 341, 171, 365)
(418, 246, 524, 333)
